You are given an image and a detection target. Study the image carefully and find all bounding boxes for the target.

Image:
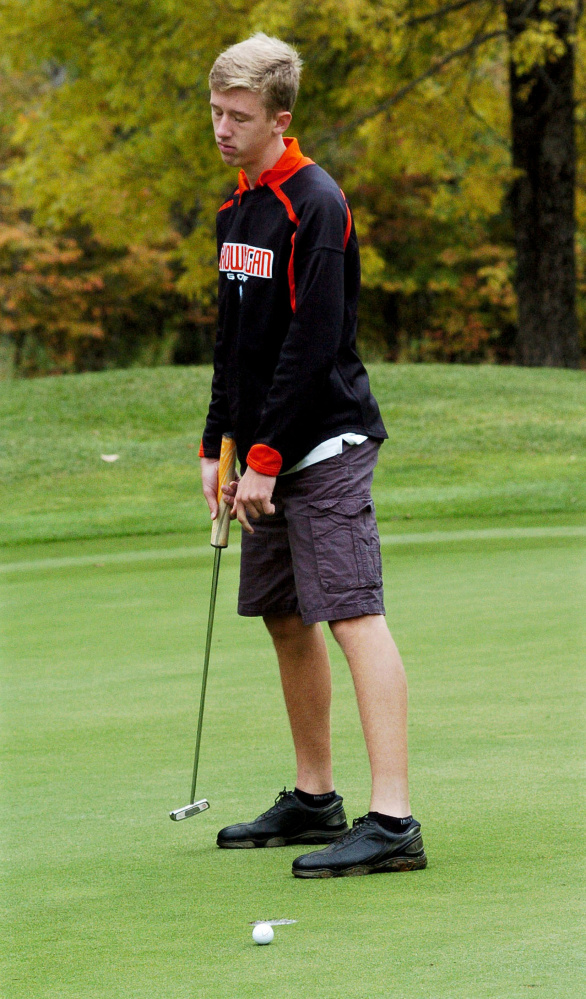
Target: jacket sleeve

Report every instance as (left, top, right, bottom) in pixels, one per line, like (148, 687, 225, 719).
(247, 192, 350, 475)
(200, 220, 232, 460)
(199, 324, 230, 459)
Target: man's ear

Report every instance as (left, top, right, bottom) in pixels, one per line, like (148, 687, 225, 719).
(273, 110, 292, 136)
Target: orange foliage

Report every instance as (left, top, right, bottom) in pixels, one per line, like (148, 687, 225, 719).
(0, 203, 198, 375)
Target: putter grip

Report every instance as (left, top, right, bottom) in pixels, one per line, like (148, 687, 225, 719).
(210, 435, 237, 548)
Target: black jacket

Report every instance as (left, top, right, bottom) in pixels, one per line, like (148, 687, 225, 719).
(200, 138, 387, 474)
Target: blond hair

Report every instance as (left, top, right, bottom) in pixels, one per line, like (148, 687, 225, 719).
(209, 33, 302, 115)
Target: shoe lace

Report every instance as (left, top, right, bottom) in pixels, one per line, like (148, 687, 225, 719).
(335, 814, 372, 844)
(259, 787, 295, 819)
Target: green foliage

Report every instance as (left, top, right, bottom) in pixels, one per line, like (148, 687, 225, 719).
(0, 67, 217, 376)
(0, 1, 584, 370)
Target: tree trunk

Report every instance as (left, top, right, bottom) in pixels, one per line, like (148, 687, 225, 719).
(507, 2, 581, 367)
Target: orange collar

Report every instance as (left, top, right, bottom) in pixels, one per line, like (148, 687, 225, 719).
(237, 137, 313, 194)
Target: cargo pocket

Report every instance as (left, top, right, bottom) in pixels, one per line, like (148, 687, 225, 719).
(308, 497, 382, 594)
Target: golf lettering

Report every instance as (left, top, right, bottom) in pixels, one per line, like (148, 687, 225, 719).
(219, 242, 274, 279)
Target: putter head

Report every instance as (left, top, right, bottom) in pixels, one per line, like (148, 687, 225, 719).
(169, 799, 210, 821)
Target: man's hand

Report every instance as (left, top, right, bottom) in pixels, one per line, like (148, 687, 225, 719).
(233, 466, 276, 534)
(200, 457, 220, 520)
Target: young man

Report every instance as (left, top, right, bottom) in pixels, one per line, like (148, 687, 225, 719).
(199, 33, 426, 878)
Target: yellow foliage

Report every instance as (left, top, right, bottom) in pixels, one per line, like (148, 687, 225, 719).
(510, 19, 567, 76)
(0, 0, 583, 364)
(359, 244, 387, 288)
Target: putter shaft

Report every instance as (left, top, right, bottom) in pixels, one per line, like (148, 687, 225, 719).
(169, 547, 222, 821)
(170, 433, 236, 823)
(190, 545, 222, 803)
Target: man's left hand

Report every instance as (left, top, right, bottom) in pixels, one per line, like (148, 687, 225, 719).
(233, 467, 276, 534)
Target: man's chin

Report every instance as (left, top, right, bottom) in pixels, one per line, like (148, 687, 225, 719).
(218, 146, 239, 164)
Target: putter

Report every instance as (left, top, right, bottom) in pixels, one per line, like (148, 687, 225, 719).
(170, 433, 237, 821)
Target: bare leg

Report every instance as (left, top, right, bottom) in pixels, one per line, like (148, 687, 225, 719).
(330, 614, 410, 817)
(263, 613, 334, 795)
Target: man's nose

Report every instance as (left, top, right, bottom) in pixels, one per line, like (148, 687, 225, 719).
(216, 114, 232, 137)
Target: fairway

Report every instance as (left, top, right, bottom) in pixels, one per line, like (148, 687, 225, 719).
(2, 526, 583, 998)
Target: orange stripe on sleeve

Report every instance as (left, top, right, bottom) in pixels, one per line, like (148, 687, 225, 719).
(287, 233, 297, 313)
(271, 186, 299, 313)
(339, 190, 352, 249)
(343, 203, 352, 249)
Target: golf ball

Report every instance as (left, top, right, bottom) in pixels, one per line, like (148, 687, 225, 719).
(252, 923, 274, 945)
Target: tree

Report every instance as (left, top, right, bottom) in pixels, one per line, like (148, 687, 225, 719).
(0, 46, 214, 375)
(256, 0, 583, 366)
(506, 0, 581, 366)
(0, 0, 583, 367)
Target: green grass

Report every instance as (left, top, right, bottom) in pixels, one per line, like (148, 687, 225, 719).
(1, 364, 584, 546)
(2, 531, 583, 998)
(1, 364, 584, 997)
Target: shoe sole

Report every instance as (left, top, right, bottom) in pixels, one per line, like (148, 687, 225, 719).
(217, 826, 350, 849)
(292, 852, 428, 877)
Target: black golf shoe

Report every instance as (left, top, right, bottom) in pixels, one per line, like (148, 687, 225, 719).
(216, 788, 349, 849)
(291, 814, 427, 877)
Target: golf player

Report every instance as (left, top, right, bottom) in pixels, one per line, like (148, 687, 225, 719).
(199, 33, 426, 877)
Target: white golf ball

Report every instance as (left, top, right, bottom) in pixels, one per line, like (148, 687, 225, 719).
(252, 923, 274, 945)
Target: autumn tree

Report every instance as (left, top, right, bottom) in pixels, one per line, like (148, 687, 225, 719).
(0, 1, 583, 368)
(0, 62, 214, 375)
(256, 0, 584, 366)
(506, 0, 582, 366)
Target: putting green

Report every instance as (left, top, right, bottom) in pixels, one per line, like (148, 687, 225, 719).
(2, 525, 583, 998)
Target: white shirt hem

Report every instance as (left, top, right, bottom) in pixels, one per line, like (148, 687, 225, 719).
(280, 433, 368, 476)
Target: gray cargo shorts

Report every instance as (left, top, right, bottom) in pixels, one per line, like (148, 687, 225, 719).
(238, 438, 385, 625)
